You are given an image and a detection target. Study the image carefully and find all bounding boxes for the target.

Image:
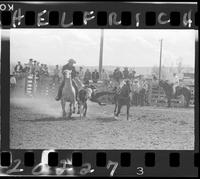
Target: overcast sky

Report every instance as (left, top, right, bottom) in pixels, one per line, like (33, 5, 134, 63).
(10, 29, 195, 67)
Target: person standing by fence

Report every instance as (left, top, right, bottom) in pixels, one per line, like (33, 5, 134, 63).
(84, 69, 92, 84)
(53, 65, 60, 84)
(113, 67, 123, 87)
(78, 67, 84, 82)
(10, 72, 17, 93)
(44, 64, 49, 77)
(92, 69, 99, 83)
(101, 69, 109, 85)
(28, 59, 34, 74)
(129, 69, 136, 80)
(132, 79, 140, 106)
(14, 61, 23, 74)
(35, 62, 40, 74)
(123, 67, 129, 79)
(23, 63, 29, 73)
(172, 73, 180, 96)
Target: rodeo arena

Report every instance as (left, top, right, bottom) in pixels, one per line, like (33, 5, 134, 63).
(10, 58, 195, 150)
(9, 32, 195, 150)
(10, 59, 195, 108)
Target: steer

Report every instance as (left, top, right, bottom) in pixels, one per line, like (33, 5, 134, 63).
(78, 85, 96, 119)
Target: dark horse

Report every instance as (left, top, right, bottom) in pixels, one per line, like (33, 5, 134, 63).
(114, 80, 132, 120)
(159, 80, 191, 107)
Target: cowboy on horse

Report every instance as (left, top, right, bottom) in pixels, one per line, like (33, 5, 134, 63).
(171, 73, 180, 96)
(55, 59, 79, 101)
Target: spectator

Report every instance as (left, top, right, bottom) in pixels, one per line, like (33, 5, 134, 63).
(129, 69, 136, 80)
(92, 69, 99, 83)
(101, 69, 109, 79)
(172, 73, 180, 95)
(39, 64, 45, 76)
(53, 65, 60, 83)
(132, 80, 140, 106)
(35, 62, 40, 73)
(14, 61, 23, 74)
(78, 66, 84, 81)
(28, 59, 33, 73)
(123, 67, 129, 79)
(137, 78, 146, 106)
(152, 73, 157, 81)
(32, 60, 37, 74)
(39, 64, 44, 73)
(101, 69, 109, 84)
(151, 73, 159, 87)
(84, 69, 92, 84)
(44, 64, 49, 76)
(113, 67, 123, 83)
(10, 72, 16, 91)
(23, 63, 29, 73)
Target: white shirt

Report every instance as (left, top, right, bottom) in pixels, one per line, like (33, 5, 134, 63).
(101, 71, 108, 80)
(10, 76, 16, 84)
(172, 75, 180, 85)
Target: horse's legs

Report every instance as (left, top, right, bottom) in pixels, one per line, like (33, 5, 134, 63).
(167, 98, 171, 107)
(127, 105, 130, 121)
(114, 102, 118, 115)
(61, 99, 66, 118)
(77, 101, 81, 114)
(138, 92, 141, 106)
(72, 100, 76, 113)
(116, 104, 122, 117)
(136, 93, 138, 106)
(141, 91, 145, 106)
(69, 103, 72, 118)
(83, 102, 87, 117)
(79, 104, 83, 120)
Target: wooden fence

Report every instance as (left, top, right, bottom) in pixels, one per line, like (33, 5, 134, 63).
(22, 75, 195, 106)
(148, 84, 194, 106)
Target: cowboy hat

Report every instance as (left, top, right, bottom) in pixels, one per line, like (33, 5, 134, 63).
(68, 59, 76, 64)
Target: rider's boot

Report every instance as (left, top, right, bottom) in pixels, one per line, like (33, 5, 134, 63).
(55, 96, 60, 101)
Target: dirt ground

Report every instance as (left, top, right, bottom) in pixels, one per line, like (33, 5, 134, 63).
(10, 97, 194, 150)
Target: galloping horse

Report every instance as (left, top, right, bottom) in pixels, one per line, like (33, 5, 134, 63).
(61, 70, 76, 118)
(159, 80, 191, 107)
(114, 80, 132, 120)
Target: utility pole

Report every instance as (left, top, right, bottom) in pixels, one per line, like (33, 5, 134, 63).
(158, 39, 163, 103)
(158, 39, 163, 82)
(99, 29, 104, 80)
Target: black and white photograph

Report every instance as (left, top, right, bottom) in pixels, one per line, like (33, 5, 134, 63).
(9, 29, 196, 150)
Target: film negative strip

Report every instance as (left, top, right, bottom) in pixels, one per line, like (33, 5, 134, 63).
(0, 1, 199, 177)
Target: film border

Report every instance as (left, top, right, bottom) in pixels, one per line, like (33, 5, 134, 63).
(0, 1, 199, 177)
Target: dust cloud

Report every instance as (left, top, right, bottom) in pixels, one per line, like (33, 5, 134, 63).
(10, 97, 62, 118)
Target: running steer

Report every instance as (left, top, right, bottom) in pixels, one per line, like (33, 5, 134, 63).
(78, 85, 96, 119)
(114, 80, 132, 121)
